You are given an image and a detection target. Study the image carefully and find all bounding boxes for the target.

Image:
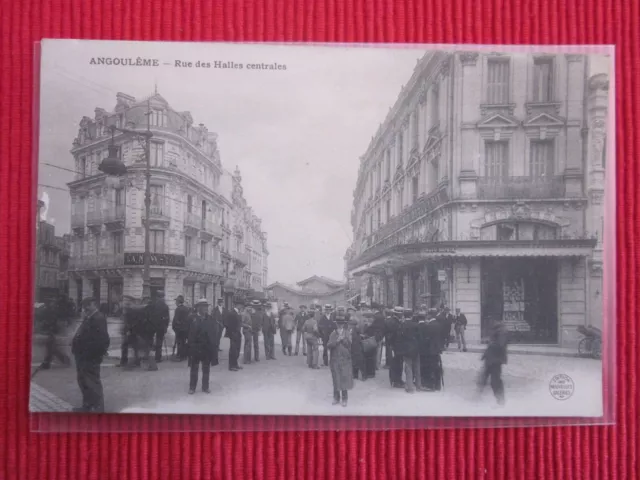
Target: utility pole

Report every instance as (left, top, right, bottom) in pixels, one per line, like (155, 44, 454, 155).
(142, 98, 152, 299)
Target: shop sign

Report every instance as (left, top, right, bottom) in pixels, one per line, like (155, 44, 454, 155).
(437, 270, 447, 282)
(123, 252, 186, 267)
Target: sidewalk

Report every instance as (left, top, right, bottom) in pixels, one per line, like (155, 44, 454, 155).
(460, 343, 578, 358)
(30, 382, 73, 412)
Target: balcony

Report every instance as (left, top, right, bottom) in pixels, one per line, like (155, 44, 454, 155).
(71, 212, 85, 231)
(86, 210, 102, 228)
(104, 205, 126, 230)
(232, 251, 249, 266)
(184, 212, 202, 234)
(201, 219, 223, 240)
(143, 205, 171, 226)
(185, 257, 223, 275)
(477, 176, 565, 200)
(368, 187, 449, 246)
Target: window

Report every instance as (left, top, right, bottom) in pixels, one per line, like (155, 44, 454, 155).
(412, 109, 419, 147)
(385, 150, 391, 180)
(386, 199, 391, 220)
(412, 176, 419, 202)
(79, 157, 87, 178)
(497, 223, 516, 241)
(184, 235, 192, 256)
(200, 240, 207, 260)
(398, 131, 404, 165)
(533, 58, 553, 102)
(115, 188, 125, 207)
(187, 195, 193, 213)
(487, 59, 510, 104)
(93, 234, 100, 255)
(484, 141, 509, 178)
(150, 110, 167, 127)
(150, 185, 163, 214)
(369, 215, 373, 234)
(377, 208, 381, 227)
(150, 142, 164, 167)
(431, 85, 439, 127)
(530, 140, 554, 177)
(112, 232, 123, 254)
(201, 200, 207, 220)
(399, 186, 404, 210)
(150, 230, 165, 253)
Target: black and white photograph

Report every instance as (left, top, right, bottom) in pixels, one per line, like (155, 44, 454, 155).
(31, 40, 613, 417)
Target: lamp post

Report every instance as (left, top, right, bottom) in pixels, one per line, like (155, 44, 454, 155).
(99, 117, 153, 299)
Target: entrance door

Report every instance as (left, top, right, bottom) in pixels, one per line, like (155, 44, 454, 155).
(75, 278, 82, 314)
(91, 279, 100, 302)
(107, 280, 123, 316)
(396, 275, 404, 306)
(150, 278, 166, 300)
(481, 258, 558, 344)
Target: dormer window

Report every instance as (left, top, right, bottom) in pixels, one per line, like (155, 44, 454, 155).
(149, 109, 167, 127)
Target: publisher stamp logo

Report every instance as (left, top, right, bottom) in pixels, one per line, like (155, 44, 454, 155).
(549, 374, 575, 400)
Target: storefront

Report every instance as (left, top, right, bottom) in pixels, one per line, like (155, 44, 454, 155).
(480, 257, 558, 344)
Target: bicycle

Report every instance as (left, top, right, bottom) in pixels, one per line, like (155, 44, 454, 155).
(577, 325, 602, 359)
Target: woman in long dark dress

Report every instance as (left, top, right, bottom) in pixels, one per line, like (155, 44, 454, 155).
(362, 312, 383, 379)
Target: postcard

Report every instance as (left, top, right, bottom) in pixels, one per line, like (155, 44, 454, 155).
(31, 39, 613, 417)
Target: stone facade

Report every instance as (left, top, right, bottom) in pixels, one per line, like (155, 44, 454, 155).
(346, 51, 610, 347)
(66, 92, 268, 317)
(36, 220, 71, 302)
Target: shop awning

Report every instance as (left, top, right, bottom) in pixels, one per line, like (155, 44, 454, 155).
(349, 239, 597, 276)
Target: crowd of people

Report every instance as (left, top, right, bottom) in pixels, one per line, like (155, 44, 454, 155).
(34, 292, 508, 412)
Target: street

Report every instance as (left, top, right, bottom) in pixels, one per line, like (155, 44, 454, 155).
(31, 334, 603, 417)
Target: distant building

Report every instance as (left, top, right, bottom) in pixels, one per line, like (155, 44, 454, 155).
(265, 276, 347, 309)
(65, 91, 267, 315)
(345, 51, 609, 347)
(36, 220, 71, 302)
(218, 167, 269, 305)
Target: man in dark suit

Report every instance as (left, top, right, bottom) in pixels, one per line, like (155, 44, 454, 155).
(226, 299, 244, 371)
(212, 298, 226, 353)
(454, 307, 468, 352)
(171, 295, 191, 361)
(187, 298, 218, 394)
(318, 304, 336, 367)
(71, 297, 110, 412)
(148, 290, 170, 364)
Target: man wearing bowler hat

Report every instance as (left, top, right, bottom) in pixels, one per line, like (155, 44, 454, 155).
(71, 297, 110, 412)
(187, 298, 217, 394)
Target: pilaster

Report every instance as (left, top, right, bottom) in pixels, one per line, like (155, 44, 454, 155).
(458, 51, 481, 197)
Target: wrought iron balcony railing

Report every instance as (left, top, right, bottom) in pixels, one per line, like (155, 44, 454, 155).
(185, 257, 223, 275)
(71, 212, 85, 228)
(104, 205, 126, 223)
(477, 176, 565, 200)
(185, 212, 202, 230)
(202, 219, 223, 238)
(86, 210, 102, 226)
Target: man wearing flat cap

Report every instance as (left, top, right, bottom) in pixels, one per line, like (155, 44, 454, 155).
(187, 298, 217, 394)
(71, 297, 110, 412)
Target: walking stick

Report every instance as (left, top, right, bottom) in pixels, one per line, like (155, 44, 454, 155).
(439, 356, 445, 390)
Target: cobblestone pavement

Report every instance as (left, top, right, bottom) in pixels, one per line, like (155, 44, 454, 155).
(30, 335, 602, 417)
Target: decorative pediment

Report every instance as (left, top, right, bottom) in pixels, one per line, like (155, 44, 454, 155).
(523, 112, 565, 128)
(477, 113, 519, 129)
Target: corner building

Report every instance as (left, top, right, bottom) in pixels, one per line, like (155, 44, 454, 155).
(66, 92, 267, 317)
(346, 51, 609, 347)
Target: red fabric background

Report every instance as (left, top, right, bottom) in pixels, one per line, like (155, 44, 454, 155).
(0, 0, 636, 478)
